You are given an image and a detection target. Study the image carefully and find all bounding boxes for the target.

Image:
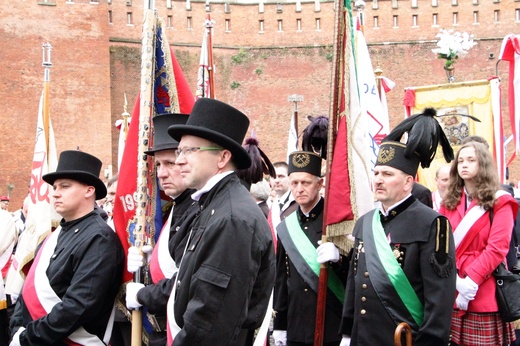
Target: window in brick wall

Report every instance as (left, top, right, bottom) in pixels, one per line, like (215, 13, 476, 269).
(453, 12, 458, 25)
(412, 14, 418, 27)
(432, 13, 438, 26)
(393, 15, 398, 27)
(225, 19, 230, 32)
(374, 16, 379, 28)
(494, 10, 500, 22)
(277, 3, 283, 13)
(187, 16, 192, 30)
(90, 0, 99, 3)
(297, 19, 302, 31)
(278, 19, 283, 31)
(225, 3, 230, 13)
(205, 2, 210, 12)
(66, 0, 73, 3)
(127, 12, 133, 25)
(372, 0, 378, 10)
(316, 18, 321, 31)
(392, 0, 398, 9)
(108, 10, 112, 24)
(516, 9, 520, 22)
(493, 0, 500, 3)
(259, 20, 265, 33)
(432, 0, 438, 7)
(259, 2, 264, 13)
(167, 0, 172, 8)
(411, 0, 418, 8)
(296, 1, 302, 12)
(473, 0, 478, 4)
(107, 0, 111, 4)
(473, 11, 479, 24)
(167, 15, 173, 28)
(452, 0, 458, 5)
(126, 0, 131, 6)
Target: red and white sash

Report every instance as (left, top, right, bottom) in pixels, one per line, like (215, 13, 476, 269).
(22, 227, 114, 345)
(149, 210, 178, 284)
(453, 191, 508, 251)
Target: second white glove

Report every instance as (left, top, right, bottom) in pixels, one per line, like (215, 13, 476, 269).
(127, 245, 153, 273)
(456, 275, 478, 300)
(272, 330, 287, 346)
(340, 335, 351, 346)
(126, 282, 145, 310)
(316, 242, 340, 263)
(456, 294, 470, 311)
(9, 326, 25, 346)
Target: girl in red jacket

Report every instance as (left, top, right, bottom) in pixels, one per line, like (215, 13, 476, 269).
(440, 141, 519, 346)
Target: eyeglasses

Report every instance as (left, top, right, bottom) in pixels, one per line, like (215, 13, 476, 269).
(176, 146, 224, 157)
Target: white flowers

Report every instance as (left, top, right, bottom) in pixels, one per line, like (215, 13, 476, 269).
(432, 29, 477, 69)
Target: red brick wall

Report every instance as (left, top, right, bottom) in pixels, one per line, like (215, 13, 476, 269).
(1, 0, 519, 209)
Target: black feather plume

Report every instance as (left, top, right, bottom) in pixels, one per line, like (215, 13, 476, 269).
(302, 115, 329, 159)
(236, 137, 276, 186)
(383, 107, 454, 168)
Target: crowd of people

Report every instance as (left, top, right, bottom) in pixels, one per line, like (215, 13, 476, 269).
(2, 99, 520, 346)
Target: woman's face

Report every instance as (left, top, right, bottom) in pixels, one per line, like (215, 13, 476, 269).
(457, 146, 479, 182)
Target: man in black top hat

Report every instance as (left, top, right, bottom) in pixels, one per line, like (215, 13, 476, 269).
(9, 150, 124, 345)
(124, 113, 196, 345)
(339, 109, 457, 345)
(165, 98, 274, 345)
(273, 151, 348, 346)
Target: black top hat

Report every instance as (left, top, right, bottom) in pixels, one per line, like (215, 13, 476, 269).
(145, 113, 189, 155)
(43, 150, 107, 200)
(167, 98, 252, 170)
(288, 151, 322, 177)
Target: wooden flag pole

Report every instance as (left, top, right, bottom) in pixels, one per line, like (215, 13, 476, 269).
(314, 0, 346, 344)
(205, 14, 215, 99)
(131, 1, 156, 345)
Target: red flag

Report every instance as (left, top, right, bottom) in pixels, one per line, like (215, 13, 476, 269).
(113, 45, 195, 283)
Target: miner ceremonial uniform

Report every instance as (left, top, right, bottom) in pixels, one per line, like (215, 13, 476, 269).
(339, 110, 457, 346)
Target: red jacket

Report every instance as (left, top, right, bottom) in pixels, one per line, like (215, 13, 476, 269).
(439, 191, 518, 312)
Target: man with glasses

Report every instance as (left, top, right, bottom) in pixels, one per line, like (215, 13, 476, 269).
(165, 98, 275, 345)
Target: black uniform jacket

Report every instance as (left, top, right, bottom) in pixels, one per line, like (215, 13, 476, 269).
(340, 197, 456, 346)
(10, 211, 124, 345)
(274, 198, 348, 344)
(172, 173, 275, 345)
(137, 188, 196, 314)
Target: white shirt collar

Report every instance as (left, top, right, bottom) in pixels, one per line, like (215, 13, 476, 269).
(191, 171, 234, 202)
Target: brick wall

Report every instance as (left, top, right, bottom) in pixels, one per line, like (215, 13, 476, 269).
(1, 0, 519, 209)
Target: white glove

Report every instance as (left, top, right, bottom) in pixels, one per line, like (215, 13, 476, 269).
(126, 282, 145, 310)
(316, 242, 340, 263)
(340, 335, 351, 346)
(456, 294, 470, 310)
(456, 275, 478, 300)
(9, 326, 25, 346)
(127, 245, 153, 273)
(272, 330, 287, 346)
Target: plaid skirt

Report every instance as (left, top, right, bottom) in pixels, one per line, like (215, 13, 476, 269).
(450, 309, 516, 345)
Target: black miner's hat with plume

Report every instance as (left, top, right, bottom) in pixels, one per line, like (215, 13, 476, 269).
(376, 108, 454, 176)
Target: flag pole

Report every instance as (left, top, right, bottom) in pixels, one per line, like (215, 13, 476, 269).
(131, 1, 156, 345)
(42, 43, 52, 155)
(205, 14, 215, 98)
(314, 0, 346, 343)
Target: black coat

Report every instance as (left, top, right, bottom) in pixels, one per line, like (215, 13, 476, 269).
(340, 197, 456, 346)
(10, 211, 124, 345)
(274, 198, 348, 345)
(172, 174, 275, 345)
